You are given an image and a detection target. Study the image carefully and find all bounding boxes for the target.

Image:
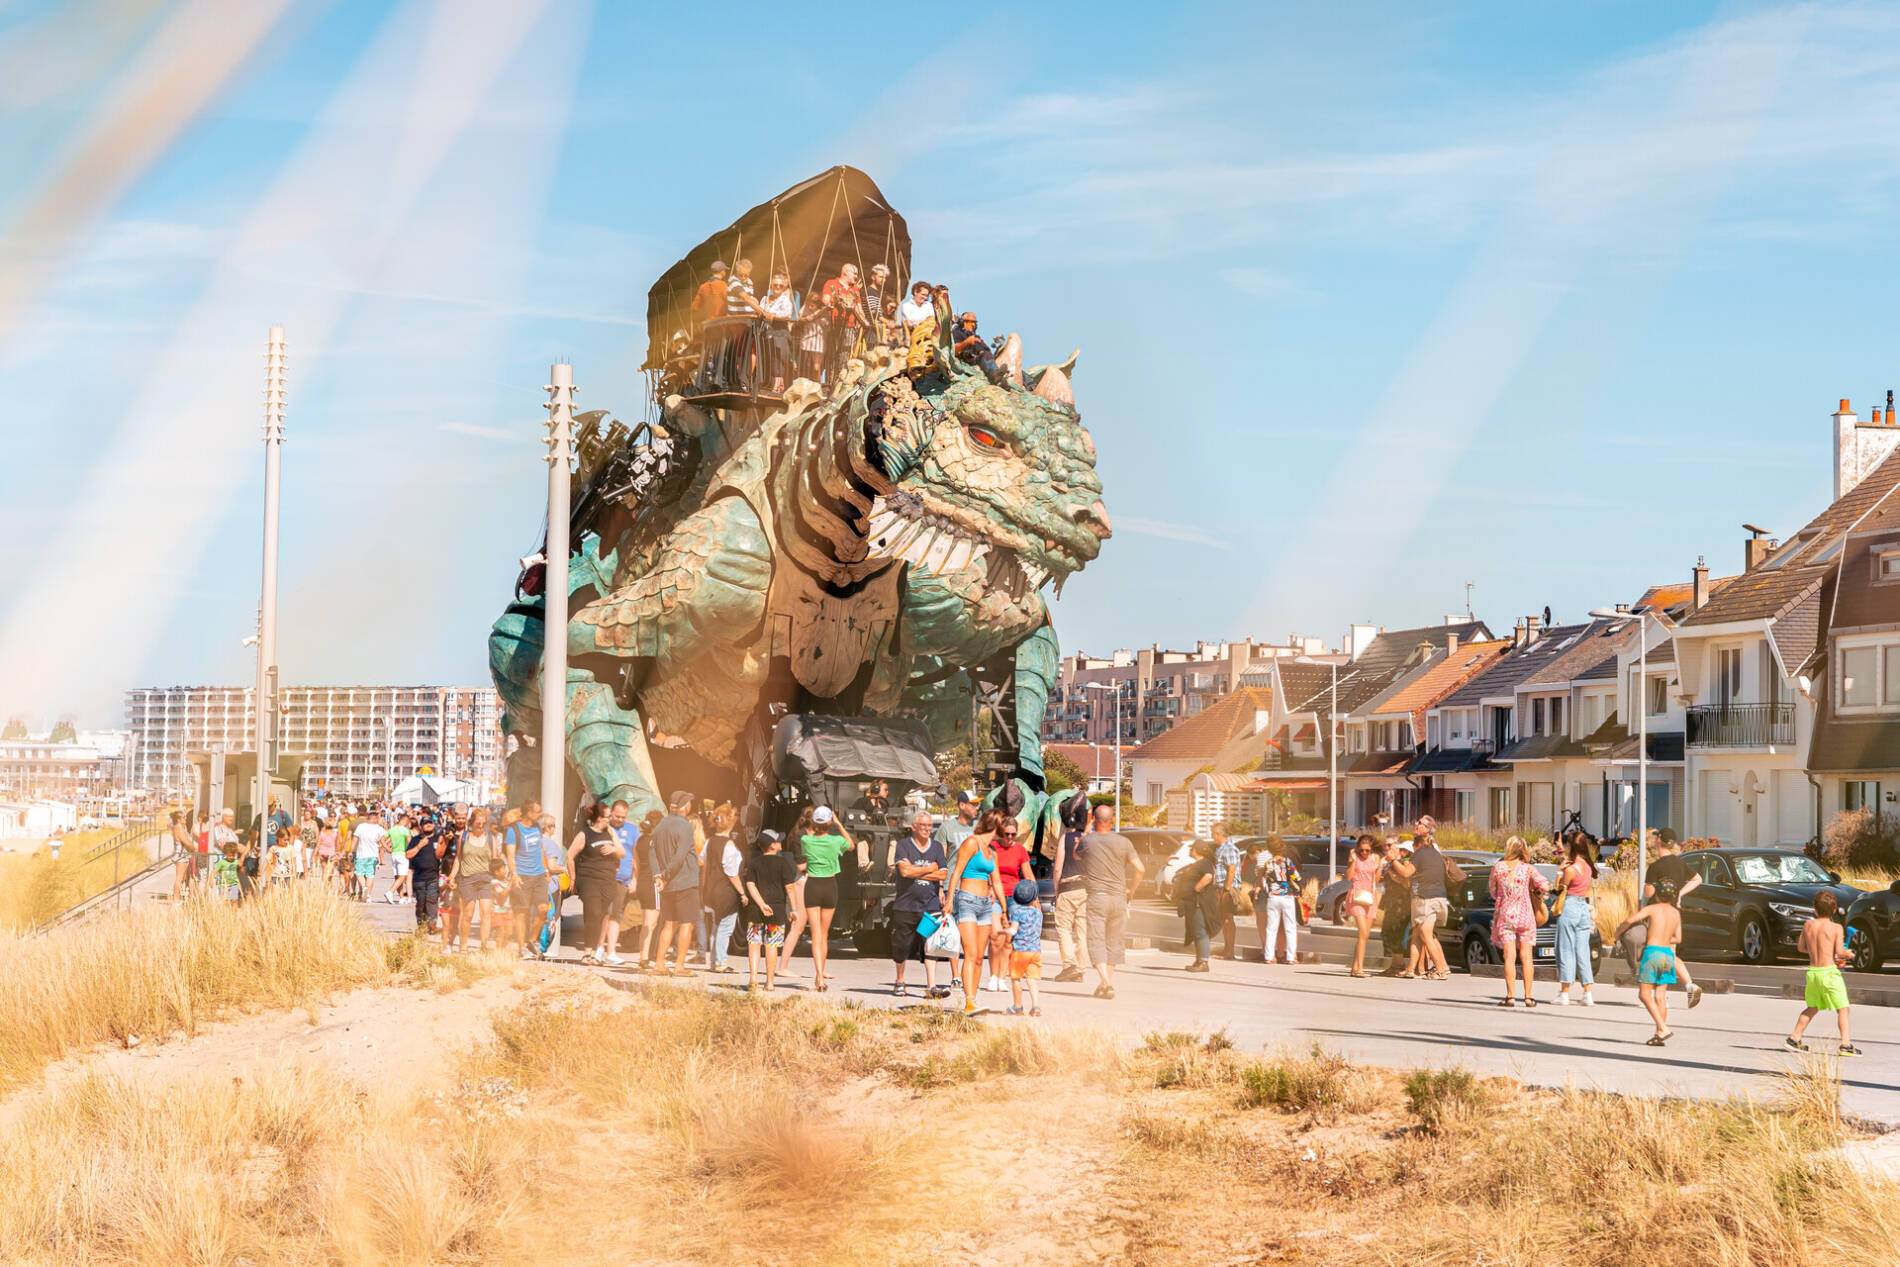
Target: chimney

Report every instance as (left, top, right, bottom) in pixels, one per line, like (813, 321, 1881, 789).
(1743, 523, 1774, 572)
(1445, 631, 1460, 656)
(1523, 613, 1542, 647)
(1835, 395, 1900, 502)
(1692, 556, 1710, 610)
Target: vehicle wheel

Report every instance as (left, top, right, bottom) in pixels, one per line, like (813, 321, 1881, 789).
(1849, 925, 1883, 974)
(850, 924, 891, 957)
(1330, 898, 1344, 925)
(1463, 934, 1489, 969)
(1736, 912, 1768, 965)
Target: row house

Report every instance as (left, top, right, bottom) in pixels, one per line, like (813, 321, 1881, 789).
(1041, 637, 1325, 747)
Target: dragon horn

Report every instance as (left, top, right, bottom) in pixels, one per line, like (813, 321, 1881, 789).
(1031, 365, 1074, 407)
(1026, 349, 1079, 389)
(996, 333, 1023, 386)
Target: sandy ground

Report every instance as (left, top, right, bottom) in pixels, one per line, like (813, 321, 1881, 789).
(0, 963, 621, 1132)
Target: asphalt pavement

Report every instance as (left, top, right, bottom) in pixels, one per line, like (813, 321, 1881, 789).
(125, 866, 1899, 1125)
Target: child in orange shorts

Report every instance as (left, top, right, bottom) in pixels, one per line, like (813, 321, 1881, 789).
(1005, 879, 1044, 1017)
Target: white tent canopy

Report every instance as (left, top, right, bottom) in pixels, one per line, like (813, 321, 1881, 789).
(389, 774, 476, 806)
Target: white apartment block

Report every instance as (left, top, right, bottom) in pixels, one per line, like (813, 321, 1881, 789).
(126, 686, 503, 795)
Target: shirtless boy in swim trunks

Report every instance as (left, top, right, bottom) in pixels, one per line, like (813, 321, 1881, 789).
(1787, 890, 1861, 1057)
(1615, 877, 1684, 1046)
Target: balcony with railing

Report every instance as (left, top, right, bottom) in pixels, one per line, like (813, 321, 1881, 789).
(1685, 702, 1794, 748)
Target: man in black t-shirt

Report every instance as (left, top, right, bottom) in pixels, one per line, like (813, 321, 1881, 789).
(890, 810, 950, 999)
(407, 819, 444, 933)
(1638, 830, 1703, 1008)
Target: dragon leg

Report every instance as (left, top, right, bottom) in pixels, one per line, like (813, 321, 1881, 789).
(566, 676, 663, 820)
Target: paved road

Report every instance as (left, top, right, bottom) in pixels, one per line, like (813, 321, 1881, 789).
(344, 883, 1900, 1125)
(118, 867, 1899, 1124)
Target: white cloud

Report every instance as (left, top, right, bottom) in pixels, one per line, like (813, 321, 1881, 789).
(1117, 516, 1233, 550)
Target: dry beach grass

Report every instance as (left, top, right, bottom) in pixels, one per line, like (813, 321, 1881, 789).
(1, 890, 1897, 1265)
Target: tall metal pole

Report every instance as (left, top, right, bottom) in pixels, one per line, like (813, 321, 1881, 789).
(1114, 684, 1123, 832)
(1638, 614, 1648, 884)
(255, 326, 286, 837)
(541, 364, 575, 837)
(1327, 661, 1338, 885)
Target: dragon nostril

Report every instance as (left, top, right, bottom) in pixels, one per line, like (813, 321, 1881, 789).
(1073, 500, 1112, 540)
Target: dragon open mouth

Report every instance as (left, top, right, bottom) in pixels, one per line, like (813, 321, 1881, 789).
(863, 491, 1058, 599)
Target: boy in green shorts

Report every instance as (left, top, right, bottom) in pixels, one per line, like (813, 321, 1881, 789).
(1787, 890, 1860, 1056)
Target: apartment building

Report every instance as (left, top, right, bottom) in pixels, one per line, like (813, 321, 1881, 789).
(126, 685, 503, 795)
(1042, 637, 1326, 747)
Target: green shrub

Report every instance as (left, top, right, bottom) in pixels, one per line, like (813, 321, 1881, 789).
(1404, 1067, 1487, 1131)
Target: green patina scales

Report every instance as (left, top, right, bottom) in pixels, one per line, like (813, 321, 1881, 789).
(489, 324, 1110, 821)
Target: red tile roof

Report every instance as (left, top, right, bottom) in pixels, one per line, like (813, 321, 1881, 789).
(1126, 687, 1270, 763)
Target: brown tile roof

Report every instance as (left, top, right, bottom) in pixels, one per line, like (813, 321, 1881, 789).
(1369, 639, 1511, 731)
(1637, 576, 1737, 616)
(1436, 624, 1593, 708)
(1769, 583, 1826, 676)
(1680, 564, 1826, 627)
(1126, 687, 1269, 763)
(1810, 716, 1900, 773)
(1043, 744, 1120, 780)
(1828, 510, 1900, 632)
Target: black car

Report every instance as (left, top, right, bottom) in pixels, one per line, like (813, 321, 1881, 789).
(1435, 864, 1602, 975)
(1840, 880, 1900, 972)
(1670, 848, 1857, 965)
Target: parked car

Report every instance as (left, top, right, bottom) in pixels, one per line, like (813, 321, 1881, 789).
(1844, 880, 1900, 972)
(1315, 850, 1499, 924)
(1670, 848, 1857, 965)
(1118, 829, 1194, 898)
(1436, 863, 1602, 975)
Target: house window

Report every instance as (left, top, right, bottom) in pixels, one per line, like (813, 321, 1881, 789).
(1843, 646, 1878, 708)
(1845, 781, 1882, 813)
(1145, 782, 1164, 804)
(1887, 646, 1900, 706)
(1399, 721, 1413, 749)
(1551, 697, 1565, 737)
(1427, 716, 1441, 749)
(1878, 548, 1900, 581)
(1487, 786, 1510, 828)
(1715, 648, 1742, 706)
(1648, 675, 1667, 717)
(1532, 698, 1545, 736)
(1446, 713, 1461, 742)
(1454, 789, 1475, 823)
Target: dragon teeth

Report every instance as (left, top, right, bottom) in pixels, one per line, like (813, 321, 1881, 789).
(901, 528, 937, 565)
(866, 511, 901, 540)
(943, 537, 975, 572)
(879, 518, 923, 557)
(923, 531, 957, 573)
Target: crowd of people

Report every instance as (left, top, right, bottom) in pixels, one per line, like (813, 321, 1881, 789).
(160, 791, 1866, 1054)
(687, 258, 1007, 395)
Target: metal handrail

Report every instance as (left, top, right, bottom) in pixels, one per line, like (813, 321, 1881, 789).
(1685, 702, 1794, 747)
(83, 814, 164, 864)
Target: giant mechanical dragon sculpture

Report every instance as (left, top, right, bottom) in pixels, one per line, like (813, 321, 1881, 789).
(488, 303, 1110, 832)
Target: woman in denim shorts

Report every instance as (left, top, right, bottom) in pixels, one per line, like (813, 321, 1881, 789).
(943, 808, 1010, 1017)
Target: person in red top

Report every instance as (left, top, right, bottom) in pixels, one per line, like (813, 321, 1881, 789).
(691, 261, 731, 390)
(986, 816, 1032, 994)
(819, 263, 869, 385)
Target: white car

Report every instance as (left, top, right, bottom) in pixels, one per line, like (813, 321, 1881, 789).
(1154, 837, 1205, 899)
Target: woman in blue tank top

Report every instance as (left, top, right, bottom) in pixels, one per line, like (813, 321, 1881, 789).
(944, 807, 1008, 1016)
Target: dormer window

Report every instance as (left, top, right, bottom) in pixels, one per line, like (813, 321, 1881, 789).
(1877, 546, 1900, 583)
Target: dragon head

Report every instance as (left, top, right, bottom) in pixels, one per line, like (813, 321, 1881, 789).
(862, 343, 1109, 616)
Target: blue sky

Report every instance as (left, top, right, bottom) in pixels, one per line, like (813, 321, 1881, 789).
(4, 0, 1900, 727)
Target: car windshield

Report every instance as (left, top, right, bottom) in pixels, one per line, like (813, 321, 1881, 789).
(1732, 854, 1831, 886)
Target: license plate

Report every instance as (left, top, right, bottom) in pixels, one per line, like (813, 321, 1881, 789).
(1534, 947, 1553, 958)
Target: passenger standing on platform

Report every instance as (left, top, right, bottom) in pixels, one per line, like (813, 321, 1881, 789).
(722, 258, 765, 388)
(820, 263, 868, 384)
(862, 263, 892, 348)
(899, 280, 934, 340)
(691, 260, 730, 384)
(758, 270, 797, 391)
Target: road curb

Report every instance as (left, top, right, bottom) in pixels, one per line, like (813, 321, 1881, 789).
(1780, 982, 1900, 1008)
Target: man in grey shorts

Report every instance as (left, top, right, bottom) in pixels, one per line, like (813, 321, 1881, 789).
(1392, 815, 1462, 980)
(1081, 804, 1144, 1000)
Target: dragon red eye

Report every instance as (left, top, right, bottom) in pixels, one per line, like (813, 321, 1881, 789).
(967, 426, 1003, 449)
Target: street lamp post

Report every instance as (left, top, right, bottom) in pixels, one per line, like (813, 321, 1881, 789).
(1293, 655, 1342, 885)
(541, 364, 576, 837)
(1081, 681, 1124, 830)
(1591, 606, 1650, 883)
(254, 326, 286, 836)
